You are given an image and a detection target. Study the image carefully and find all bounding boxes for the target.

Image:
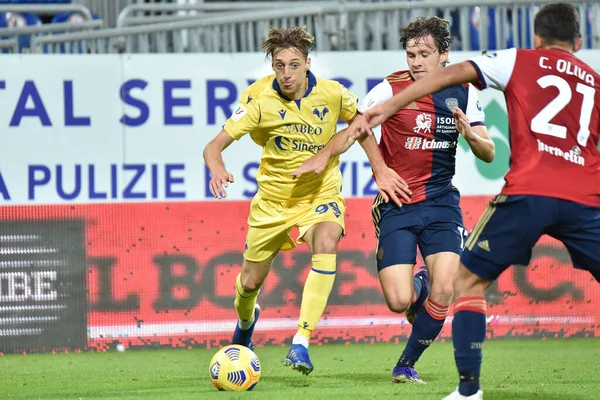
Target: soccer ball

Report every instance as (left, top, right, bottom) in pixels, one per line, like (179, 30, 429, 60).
(209, 345, 261, 391)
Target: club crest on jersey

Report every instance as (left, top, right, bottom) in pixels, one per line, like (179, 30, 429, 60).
(313, 106, 329, 121)
(445, 98, 458, 112)
(413, 113, 432, 134)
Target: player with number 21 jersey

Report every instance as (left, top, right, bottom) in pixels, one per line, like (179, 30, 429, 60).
(470, 47, 600, 206)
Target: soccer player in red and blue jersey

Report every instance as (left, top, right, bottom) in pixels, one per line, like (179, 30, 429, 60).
(354, 3, 600, 399)
(293, 17, 495, 384)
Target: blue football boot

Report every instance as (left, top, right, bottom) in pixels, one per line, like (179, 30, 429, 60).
(284, 344, 314, 375)
(392, 364, 426, 384)
(231, 304, 260, 351)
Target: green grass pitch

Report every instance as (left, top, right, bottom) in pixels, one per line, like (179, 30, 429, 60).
(2, 339, 599, 399)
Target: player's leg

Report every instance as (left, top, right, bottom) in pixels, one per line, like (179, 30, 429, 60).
(381, 262, 428, 384)
(295, 221, 342, 344)
(378, 232, 428, 383)
(444, 195, 547, 399)
(232, 254, 277, 350)
(371, 194, 430, 382)
(442, 262, 490, 400)
(285, 196, 345, 374)
(392, 252, 457, 383)
(393, 190, 465, 382)
(373, 193, 425, 316)
(379, 263, 420, 314)
(233, 195, 295, 349)
(549, 199, 600, 283)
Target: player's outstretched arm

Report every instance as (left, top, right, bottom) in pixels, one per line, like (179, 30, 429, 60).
(290, 127, 357, 177)
(203, 129, 235, 199)
(453, 108, 495, 163)
(290, 113, 367, 177)
(365, 62, 479, 128)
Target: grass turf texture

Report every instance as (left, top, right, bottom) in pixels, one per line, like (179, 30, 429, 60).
(2, 339, 599, 400)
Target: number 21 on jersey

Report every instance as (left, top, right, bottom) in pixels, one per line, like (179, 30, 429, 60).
(530, 74, 595, 147)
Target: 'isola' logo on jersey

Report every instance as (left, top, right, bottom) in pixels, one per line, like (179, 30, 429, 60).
(313, 106, 329, 121)
(274, 136, 325, 153)
(283, 124, 323, 135)
(413, 113, 432, 134)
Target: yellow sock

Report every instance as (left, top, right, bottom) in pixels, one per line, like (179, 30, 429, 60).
(234, 273, 260, 324)
(296, 254, 336, 340)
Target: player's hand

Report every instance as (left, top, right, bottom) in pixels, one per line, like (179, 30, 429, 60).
(348, 114, 374, 140)
(453, 107, 474, 140)
(363, 105, 390, 129)
(373, 167, 412, 207)
(291, 152, 329, 177)
(209, 170, 234, 199)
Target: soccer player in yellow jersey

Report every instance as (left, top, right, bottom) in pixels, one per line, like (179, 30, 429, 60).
(203, 26, 359, 375)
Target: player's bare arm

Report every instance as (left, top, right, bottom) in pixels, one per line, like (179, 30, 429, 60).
(203, 129, 236, 199)
(453, 107, 495, 163)
(359, 133, 412, 206)
(290, 112, 360, 177)
(365, 62, 479, 129)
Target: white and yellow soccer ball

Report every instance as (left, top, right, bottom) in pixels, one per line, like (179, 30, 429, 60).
(209, 345, 261, 391)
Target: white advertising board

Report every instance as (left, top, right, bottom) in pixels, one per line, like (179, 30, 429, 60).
(1, 51, 598, 204)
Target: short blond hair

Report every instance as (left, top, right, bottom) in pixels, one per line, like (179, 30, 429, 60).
(261, 26, 314, 59)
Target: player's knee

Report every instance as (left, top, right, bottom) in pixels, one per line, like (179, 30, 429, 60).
(429, 280, 454, 305)
(240, 270, 264, 293)
(312, 235, 339, 254)
(308, 222, 342, 254)
(386, 295, 412, 314)
(453, 263, 486, 297)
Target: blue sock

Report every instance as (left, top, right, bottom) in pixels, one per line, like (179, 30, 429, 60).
(413, 274, 423, 297)
(452, 297, 487, 396)
(399, 299, 448, 365)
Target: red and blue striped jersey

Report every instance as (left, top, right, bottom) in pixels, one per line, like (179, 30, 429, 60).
(360, 70, 486, 203)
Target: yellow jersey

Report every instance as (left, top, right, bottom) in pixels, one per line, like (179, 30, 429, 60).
(238, 74, 274, 104)
(224, 71, 358, 200)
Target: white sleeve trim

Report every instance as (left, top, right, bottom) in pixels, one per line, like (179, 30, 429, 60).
(469, 48, 518, 91)
(358, 79, 393, 113)
(465, 84, 486, 125)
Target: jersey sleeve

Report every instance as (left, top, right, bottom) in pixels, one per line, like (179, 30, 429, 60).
(223, 100, 260, 141)
(338, 84, 359, 122)
(358, 79, 393, 113)
(468, 48, 518, 91)
(237, 86, 253, 105)
(465, 84, 486, 127)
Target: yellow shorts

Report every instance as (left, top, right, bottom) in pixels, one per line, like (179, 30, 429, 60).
(243, 193, 346, 262)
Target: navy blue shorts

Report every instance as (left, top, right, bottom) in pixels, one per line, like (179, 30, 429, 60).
(372, 188, 467, 271)
(462, 195, 600, 282)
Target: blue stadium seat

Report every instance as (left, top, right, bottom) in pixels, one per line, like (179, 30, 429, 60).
(584, 5, 593, 48)
(49, 11, 101, 54)
(51, 11, 99, 24)
(469, 7, 499, 51)
(0, 11, 41, 52)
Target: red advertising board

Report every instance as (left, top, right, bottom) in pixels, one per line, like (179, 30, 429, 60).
(1, 196, 598, 353)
